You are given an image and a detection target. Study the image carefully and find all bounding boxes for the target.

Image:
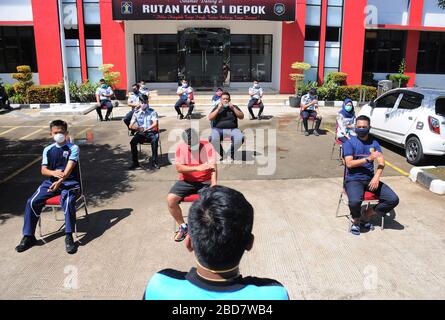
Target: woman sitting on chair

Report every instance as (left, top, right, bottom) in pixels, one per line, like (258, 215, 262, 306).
(336, 98, 356, 143)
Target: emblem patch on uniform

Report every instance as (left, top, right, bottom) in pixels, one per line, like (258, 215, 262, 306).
(63, 151, 69, 158)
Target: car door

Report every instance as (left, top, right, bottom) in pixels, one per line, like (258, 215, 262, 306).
(369, 91, 402, 141)
(385, 91, 424, 144)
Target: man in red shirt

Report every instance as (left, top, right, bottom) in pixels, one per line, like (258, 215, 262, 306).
(167, 128, 217, 242)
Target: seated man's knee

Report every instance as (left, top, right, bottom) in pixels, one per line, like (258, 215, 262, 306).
(167, 194, 180, 206)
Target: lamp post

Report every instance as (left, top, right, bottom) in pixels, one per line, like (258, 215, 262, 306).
(57, 0, 71, 105)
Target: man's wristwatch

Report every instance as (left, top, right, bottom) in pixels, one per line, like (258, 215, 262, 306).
(365, 157, 371, 163)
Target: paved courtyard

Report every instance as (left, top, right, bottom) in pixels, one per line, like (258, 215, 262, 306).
(0, 104, 444, 299)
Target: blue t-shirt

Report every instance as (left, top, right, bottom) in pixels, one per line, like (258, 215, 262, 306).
(42, 142, 80, 182)
(342, 136, 382, 182)
(144, 268, 289, 300)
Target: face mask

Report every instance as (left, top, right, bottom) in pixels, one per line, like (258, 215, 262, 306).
(53, 133, 65, 144)
(141, 104, 148, 111)
(101, 84, 107, 89)
(223, 103, 230, 108)
(254, 84, 259, 88)
(182, 83, 188, 88)
(190, 143, 200, 151)
(355, 127, 370, 137)
(345, 105, 353, 112)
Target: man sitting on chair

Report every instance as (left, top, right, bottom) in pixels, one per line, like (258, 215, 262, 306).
(208, 91, 244, 161)
(247, 79, 264, 120)
(343, 115, 399, 236)
(167, 128, 217, 242)
(15, 120, 80, 254)
(300, 88, 322, 136)
(95, 79, 114, 121)
(174, 79, 194, 120)
(128, 95, 160, 170)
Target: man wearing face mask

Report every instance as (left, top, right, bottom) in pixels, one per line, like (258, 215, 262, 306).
(208, 92, 245, 161)
(343, 115, 400, 236)
(247, 79, 264, 120)
(174, 79, 194, 120)
(95, 79, 114, 121)
(211, 88, 223, 107)
(300, 88, 322, 136)
(15, 120, 80, 254)
(129, 94, 160, 170)
(123, 83, 141, 134)
(167, 128, 217, 242)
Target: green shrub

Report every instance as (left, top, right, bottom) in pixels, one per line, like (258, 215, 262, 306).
(388, 74, 410, 87)
(336, 85, 377, 102)
(68, 80, 98, 102)
(10, 93, 26, 104)
(4, 83, 15, 97)
(27, 85, 65, 104)
(317, 81, 338, 101)
(16, 65, 32, 74)
(11, 65, 33, 102)
(326, 72, 347, 85)
(298, 81, 318, 97)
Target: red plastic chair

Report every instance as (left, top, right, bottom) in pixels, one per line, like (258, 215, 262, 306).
(335, 162, 385, 230)
(331, 123, 344, 163)
(297, 107, 316, 132)
(182, 193, 200, 203)
(38, 159, 89, 240)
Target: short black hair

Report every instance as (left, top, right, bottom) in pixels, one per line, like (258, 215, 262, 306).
(309, 88, 317, 95)
(139, 94, 149, 103)
(221, 91, 231, 100)
(188, 186, 254, 270)
(356, 115, 371, 126)
(132, 83, 140, 89)
(216, 87, 223, 92)
(99, 79, 105, 83)
(253, 79, 259, 83)
(50, 120, 68, 131)
(182, 128, 199, 146)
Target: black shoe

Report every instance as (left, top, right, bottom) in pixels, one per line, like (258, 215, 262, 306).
(179, 114, 184, 120)
(105, 117, 110, 121)
(304, 131, 310, 136)
(313, 130, 320, 136)
(250, 116, 257, 120)
(185, 114, 192, 120)
(65, 234, 77, 254)
(15, 235, 37, 253)
(129, 163, 141, 170)
(152, 161, 160, 169)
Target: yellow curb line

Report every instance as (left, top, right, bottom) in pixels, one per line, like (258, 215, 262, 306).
(0, 156, 42, 185)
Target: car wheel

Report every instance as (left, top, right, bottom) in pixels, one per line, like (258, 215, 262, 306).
(405, 136, 425, 165)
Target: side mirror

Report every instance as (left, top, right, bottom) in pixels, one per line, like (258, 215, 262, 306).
(369, 101, 376, 108)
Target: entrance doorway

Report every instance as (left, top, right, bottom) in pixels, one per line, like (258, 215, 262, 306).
(178, 28, 230, 89)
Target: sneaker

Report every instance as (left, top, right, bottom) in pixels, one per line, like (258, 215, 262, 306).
(15, 235, 37, 253)
(152, 161, 160, 170)
(179, 114, 184, 120)
(304, 131, 310, 136)
(313, 130, 320, 136)
(65, 234, 77, 254)
(174, 224, 188, 242)
(350, 224, 360, 236)
(128, 163, 141, 170)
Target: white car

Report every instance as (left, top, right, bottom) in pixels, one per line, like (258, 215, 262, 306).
(359, 88, 445, 165)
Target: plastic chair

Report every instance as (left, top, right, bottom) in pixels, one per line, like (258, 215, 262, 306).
(38, 158, 89, 240)
(297, 107, 316, 132)
(177, 92, 195, 119)
(331, 123, 343, 163)
(96, 101, 117, 121)
(335, 161, 385, 230)
(137, 120, 163, 163)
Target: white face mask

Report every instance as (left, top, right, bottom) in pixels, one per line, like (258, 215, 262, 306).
(254, 84, 259, 88)
(190, 143, 200, 151)
(53, 133, 65, 144)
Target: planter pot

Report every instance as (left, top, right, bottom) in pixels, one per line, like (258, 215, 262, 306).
(289, 96, 301, 108)
(114, 89, 127, 100)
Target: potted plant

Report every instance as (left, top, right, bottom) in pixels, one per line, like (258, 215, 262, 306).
(289, 62, 311, 107)
(98, 64, 126, 100)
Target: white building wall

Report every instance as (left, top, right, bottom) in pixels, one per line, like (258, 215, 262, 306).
(415, 74, 445, 90)
(423, 0, 445, 27)
(0, 0, 33, 21)
(124, 20, 282, 91)
(366, 0, 410, 25)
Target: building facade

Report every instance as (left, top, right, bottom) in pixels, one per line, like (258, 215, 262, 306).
(1, 0, 445, 93)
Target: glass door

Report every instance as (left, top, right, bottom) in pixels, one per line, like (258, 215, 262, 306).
(178, 28, 230, 89)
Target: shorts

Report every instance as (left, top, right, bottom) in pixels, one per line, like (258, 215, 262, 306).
(169, 180, 210, 199)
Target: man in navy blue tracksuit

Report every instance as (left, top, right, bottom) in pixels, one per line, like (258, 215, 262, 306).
(15, 120, 80, 254)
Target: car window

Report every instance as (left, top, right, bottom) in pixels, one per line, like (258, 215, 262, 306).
(375, 93, 400, 109)
(436, 98, 445, 116)
(398, 92, 424, 110)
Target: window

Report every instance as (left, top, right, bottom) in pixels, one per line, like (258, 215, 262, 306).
(363, 30, 407, 73)
(417, 32, 445, 74)
(435, 98, 445, 116)
(83, 0, 100, 25)
(324, 0, 343, 76)
(376, 92, 400, 108)
(134, 34, 177, 83)
(0, 26, 37, 73)
(305, 26, 320, 41)
(230, 35, 272, 82)
(398, 92, 424, 110)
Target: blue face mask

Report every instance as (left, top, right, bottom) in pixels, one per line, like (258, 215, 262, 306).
(182, 83, 188, 88)
(101, 84, 107, 89)
(345, 105, 353, 112)
(355, 127, 370, 137)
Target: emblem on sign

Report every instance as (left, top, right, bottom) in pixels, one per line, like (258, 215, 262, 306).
(121, 1, 133, 14)
(274, 3, 285, 16)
